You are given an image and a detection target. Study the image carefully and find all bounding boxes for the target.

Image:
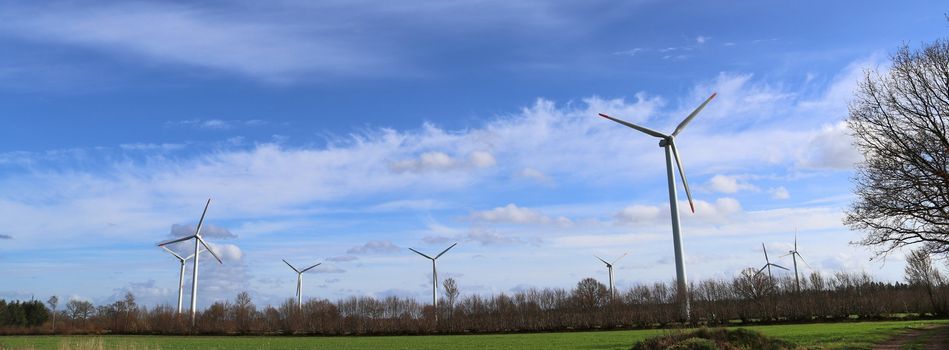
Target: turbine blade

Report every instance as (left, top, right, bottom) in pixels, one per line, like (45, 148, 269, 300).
(794, 231, 798, 251)
(409, 248, 433, 260)
(194, 198, 211, 237)
(198, 236, 223, 264)
(597, 113, 667, 138)
(771, 264, 790, 271)
(161, 245, 185, 261)
(672, 93, 717, 137)
(434, 242, 458, 259)
(157, 235, 196, 247)
(778, 252, 792, 258)
(762, 243, 770, 263)
(301, 262, 322, 273)
(755, 266, 767, 276)
(669, 140, 694, 213)
(611, 252, 628, 264)
(594, 255, 610, 265)
(283, 259, 300, 273)
(797, 253, 812, 269)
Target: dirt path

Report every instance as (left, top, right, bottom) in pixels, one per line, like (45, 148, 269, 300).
(872, 324, 949, 350)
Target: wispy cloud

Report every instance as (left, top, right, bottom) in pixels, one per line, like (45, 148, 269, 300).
(165, 119, 266, 130)
(0, 2, 394, 83)
(346, 241, 401, 255)
(469, 203, 571, 226)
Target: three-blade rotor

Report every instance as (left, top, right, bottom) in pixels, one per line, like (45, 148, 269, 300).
(595, 253, 628, 267)
(284, 259, 322, 274)
(597, 93, 716, 214)
(157, 198, 223, 264)
(410, 242, 458, 261)
(756, 243, 790, 276)
(780, 234, 811, 269)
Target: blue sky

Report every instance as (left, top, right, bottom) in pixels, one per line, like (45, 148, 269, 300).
(0, 1, 946, 307)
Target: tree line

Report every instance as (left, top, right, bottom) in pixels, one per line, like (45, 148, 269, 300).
(1, 251, 945, 335)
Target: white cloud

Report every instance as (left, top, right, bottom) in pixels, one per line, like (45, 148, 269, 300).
(327, 255, 358, 262)
(0, 3, 392, 82)
(707, 175, 758, 194)
(517, 167, 553, 184)
(346, 241, 401, 255)
(166, 119, 266, 130)
(696, 36, 709, 44)
(389, 150, 496, 173)
(615, 205, 661, 223)
(470, 203, 571, 226)
(469, 151, 497, 168)
(769, 186, 790, 200)
(0, 2, 618, 83)
(797, 121, 861, 169)
(615, 197, 743, 226)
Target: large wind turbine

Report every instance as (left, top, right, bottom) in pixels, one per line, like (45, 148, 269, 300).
(595, 253, 628, 300)
(755, 243, 789, 287)
(157, 198, 223, 326)
(409, 242, 457, 323)
(780, 232, 810, 292)
(598, 93, 716, 321)
(160, 245, 204, 314)
(283, 259, 321, 310)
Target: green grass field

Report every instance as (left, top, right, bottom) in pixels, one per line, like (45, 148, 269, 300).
(1, 319, 946, 350)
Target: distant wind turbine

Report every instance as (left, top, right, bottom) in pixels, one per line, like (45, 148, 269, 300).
(780, 232, 811, 292)
(157, 198, 223, 326)
(160, 245, 204, 314)
(595, 253, 628, 300)
(409, 242, 457, 324)
(598, 92, 717, 321)
(283, 259, 321, 310)
(755, 243, 789, 287)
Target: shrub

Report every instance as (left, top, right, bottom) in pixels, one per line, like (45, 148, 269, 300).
(632, 328, 798, 350)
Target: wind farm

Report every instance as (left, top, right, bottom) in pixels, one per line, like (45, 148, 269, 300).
(1, 1, 948, 349)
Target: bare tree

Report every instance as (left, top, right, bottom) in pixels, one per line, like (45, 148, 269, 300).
(442, 277, 459, 325)
(905, 249, 946, 314)
(845, 39, 949, 258)
(233, 291, 255, 333)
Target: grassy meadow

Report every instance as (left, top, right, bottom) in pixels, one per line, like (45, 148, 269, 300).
(1, 319, 946, 350)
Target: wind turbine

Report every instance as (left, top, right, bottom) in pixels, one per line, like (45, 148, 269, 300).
(780, 232, 811, 292)
(755, 243, 789, 287)
(157, 198, 223, 326)
(598, 92, 716, 321)
(409, 242, 457, 323)
(159, 245, 204, 314)
(283, 259, 321, 310)
(595, 253, 628, 300)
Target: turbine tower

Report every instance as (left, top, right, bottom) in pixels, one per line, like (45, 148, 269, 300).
(595, 253, 628, 300)
(780, 232, 810, 292)
(159, 245, 204, 314)
(598, 93, 716, 321)
(755, 243, 789, 287)
(283, 259, 321, 310)
(409, 242, 457, 324)
(157, 198, 223, 327)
